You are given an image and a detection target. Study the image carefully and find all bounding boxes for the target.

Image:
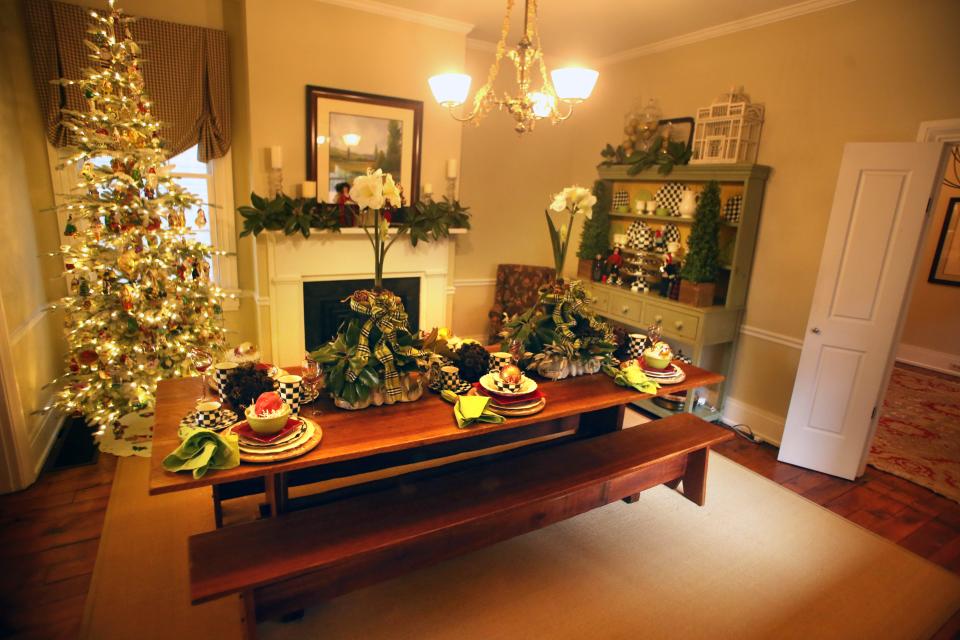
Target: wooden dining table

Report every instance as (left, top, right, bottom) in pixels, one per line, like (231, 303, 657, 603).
(149, 362, 724, 524)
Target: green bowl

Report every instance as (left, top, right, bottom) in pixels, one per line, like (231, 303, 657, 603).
(244, 403, 291, 434)
(643, 350, 672, 370)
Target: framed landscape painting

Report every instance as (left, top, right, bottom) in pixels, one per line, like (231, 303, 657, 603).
(929, 196, 960, 286)
(307, 86, 423, 203)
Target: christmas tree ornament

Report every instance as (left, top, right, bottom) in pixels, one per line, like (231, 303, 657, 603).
(64, 215, 78, 236)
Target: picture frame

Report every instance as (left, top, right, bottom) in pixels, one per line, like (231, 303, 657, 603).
(658, 117, 695, 151)
(929, 196, 960, 286)
(306, 86, 423, 204)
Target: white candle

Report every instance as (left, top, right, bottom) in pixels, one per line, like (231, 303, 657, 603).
(301, 181, 317, 199)
(446, 158, 458, 179)
(423, 183, 433, 195)
(270, 146, 283, 170)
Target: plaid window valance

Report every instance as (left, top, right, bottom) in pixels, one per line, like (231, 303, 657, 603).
(23, 0, 231, 161)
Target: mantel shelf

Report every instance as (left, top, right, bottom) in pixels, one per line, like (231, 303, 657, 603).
(597, 163, 771, 182)
(265, 227, 468, 238)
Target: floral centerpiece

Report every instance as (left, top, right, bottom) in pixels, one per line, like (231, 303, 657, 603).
(307, 169, 469, 409)
(500, 186, 616, 379)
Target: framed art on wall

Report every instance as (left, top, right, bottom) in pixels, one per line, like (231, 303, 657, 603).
(929, 196, 960, 286)
(307, 86, 423, 203)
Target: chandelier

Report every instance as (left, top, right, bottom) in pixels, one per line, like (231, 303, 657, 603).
(428, 0, 599, 134)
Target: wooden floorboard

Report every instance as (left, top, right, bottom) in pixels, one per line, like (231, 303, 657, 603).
(0, 426, 958, 637)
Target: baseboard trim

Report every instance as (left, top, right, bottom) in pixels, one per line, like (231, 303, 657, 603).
(30, 405, 65, 478)
(896, 343, 960, 378)
(721, 397, 784, 446)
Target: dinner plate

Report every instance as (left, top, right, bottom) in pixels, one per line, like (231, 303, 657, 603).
(237, 419, 322, 462)
(234, 417, 301, 444)
(237, 422, 312, 454)
(479, 373, 538, 397)
(490, 398, 546, 417)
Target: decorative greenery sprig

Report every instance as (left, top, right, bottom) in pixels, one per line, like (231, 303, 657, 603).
(599, 139, 692, 176)
(237, 193, 471, 242)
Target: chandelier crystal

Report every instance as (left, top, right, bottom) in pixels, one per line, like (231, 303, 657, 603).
(428, 0, 598, 133)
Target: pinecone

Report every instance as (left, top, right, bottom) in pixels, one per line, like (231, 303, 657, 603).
(457, 342, 491, 383)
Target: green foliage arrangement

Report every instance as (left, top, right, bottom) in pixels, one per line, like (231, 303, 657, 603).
(681, 181, 722, 284)
(238, 193, 470, 241)
(599, 139, 692, 176)
(576, 181, 611, 260)
(309, 290, 425, 406)
(501, 280, 616, 364)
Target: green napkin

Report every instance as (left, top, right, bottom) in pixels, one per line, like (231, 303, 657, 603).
(441, 390, 506, 429)
(162, 427, 240, 478)
(605, 362, 661, 394)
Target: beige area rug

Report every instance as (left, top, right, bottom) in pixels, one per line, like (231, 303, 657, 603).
(80, 457, 243, 639)
(84, 455, 960, 640)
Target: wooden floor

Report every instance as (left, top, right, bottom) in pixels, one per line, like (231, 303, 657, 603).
(2, 433, 960, 638)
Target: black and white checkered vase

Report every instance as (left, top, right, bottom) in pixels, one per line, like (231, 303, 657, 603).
(724, 194, 743, 223)
(493, 376, 523, 393)
(663, 223, 681, 245)
(626, 333, 648, 360)
(612, 190, 630, 211)
(656, 182, 684, 216)
(627, 220, 653, 250)
(277, 378, 302, 417)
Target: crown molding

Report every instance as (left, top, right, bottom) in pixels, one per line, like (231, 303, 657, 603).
(599, 0, 856, 66)
(466, 38, 497, 53)
(312, 0, 474, 35)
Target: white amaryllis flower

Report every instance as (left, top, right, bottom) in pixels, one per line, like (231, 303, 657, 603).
(549, 185, 597, 218)
(351, 169, 385, 210)
(382, 172, 403, 208)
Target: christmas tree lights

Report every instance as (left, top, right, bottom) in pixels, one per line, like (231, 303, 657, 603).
(51, 0, 225, 434)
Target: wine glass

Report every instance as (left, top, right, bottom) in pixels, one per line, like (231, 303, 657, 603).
(301, 356, 322, 410)
(190, 348, 214, 402)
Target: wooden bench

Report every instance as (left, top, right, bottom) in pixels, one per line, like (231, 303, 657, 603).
(189, 414, 733, 637)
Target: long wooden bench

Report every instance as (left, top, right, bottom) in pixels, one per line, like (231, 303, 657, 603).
(189, 413, 733, 637)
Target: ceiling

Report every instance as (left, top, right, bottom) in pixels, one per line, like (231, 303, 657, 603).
(362, 0, 844, 63)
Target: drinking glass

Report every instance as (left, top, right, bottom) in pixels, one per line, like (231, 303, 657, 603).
(301, 356, 323, 411)
(190, 348, 214, 402)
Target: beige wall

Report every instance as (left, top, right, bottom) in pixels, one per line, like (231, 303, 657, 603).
(900, 181, 960, 357)
(461, 0, 960, 441)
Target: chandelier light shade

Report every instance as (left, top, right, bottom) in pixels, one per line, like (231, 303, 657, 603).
(428, 73, 472, 107)
(551, 68, 600, 103)
(427, 0, 598, 133)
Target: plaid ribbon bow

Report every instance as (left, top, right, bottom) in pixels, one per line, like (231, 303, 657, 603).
(540, 281, 614, 353)
(345, 290, 424, 400)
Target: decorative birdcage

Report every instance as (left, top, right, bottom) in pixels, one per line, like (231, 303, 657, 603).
(691, 87, 764, 164)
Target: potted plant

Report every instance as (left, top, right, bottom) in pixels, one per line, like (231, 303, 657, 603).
(679, 180, 721, 307)
(307, 169, 470, 409)
(575, 181, 610, 279)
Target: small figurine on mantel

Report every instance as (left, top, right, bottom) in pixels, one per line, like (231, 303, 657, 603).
(335, 181, 357, 226)
(659, 241, 683, 299)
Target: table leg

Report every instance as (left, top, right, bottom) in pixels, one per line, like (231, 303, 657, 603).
(578, 404, 626, 438)
(241, 590, 258, 639)
(212, 485, 224, 528)
(264, 473, 290, 517)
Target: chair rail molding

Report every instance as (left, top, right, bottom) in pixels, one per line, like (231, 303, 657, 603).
(739, 324, 803, 350)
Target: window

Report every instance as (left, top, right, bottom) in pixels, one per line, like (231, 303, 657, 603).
(48, 144, 239, 311)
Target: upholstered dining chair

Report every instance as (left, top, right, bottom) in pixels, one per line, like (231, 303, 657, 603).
(487, 264, 556, 344)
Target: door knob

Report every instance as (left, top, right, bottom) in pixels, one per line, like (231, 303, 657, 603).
(811, 327, 821, 335)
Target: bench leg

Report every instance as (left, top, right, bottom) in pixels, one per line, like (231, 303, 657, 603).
(242, 590, 258, 640)
(680, 449, 709, 506)
(663, 478, 682, 490)
(622, 493, 641, 504)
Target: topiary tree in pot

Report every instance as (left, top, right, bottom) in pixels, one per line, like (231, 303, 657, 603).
(575, 181, 610, 279)
(679, 180, 721, 307)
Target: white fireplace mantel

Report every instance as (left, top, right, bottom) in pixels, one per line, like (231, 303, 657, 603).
(260, 230, 464, 366)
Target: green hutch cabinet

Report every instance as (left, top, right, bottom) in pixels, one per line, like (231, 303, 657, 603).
(585, 163, 771, 421)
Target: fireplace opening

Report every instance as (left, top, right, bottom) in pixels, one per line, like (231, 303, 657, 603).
(303, 277, 421, 351)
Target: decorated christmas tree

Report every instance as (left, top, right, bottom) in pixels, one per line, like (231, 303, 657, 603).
(52, 0, 225, 433)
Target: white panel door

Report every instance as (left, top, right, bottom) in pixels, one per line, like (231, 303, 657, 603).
(778, 143, 943, 479)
